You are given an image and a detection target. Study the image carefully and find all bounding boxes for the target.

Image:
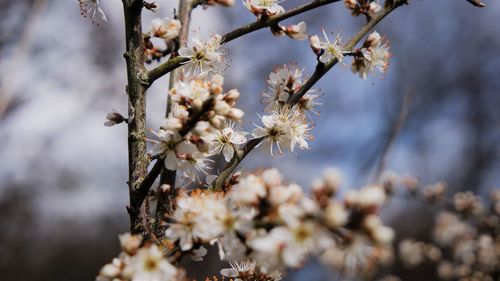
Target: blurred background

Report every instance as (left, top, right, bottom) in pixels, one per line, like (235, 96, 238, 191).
(0, 0, 498, 280)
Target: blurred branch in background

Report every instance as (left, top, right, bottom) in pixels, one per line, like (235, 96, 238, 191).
(373, 90, 414, 181)
(0, 0, 48, 120)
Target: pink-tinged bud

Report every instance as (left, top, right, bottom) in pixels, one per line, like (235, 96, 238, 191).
(364, 31, 381, 48)
(160, 184, 170, 193)
(309, 35, 322, 55)
(119, 233, 142, 255)
(270, 24, 285, 37)
(228, 108, 244, 120)
(344, 0, 357, 9)
(214, 100, 231, 115)
(285, 21, 308, 40)
(368, 2, 383, 17)
(104, 110, 126, 127)
(225, 89, 240, 101)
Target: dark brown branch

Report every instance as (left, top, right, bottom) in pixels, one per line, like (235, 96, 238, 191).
(209, 2, 405, 191)
(122, 0, 150, 234)
(146, 0, 342, 85)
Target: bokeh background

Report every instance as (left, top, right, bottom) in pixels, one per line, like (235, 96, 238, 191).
(0, 0, 498, 280)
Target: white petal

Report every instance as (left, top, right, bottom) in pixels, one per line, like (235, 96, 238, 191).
(222, 145, 234, 162)
(165, 151, 178, 170)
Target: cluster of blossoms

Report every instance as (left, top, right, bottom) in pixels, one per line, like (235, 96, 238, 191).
(253, 64, 321, 155)
(309, 30, 391, 79)
(344, 0, 384, 18)
(366, 171, 499, 281)
(144, 17, 182, 63)
(148, 74, 246, 181)
(244, 0, 308, 40)
(98, 168, 395, 280)
(243, 0, 285, 18)
(79, 0, 107, 25)
(397, 188, 499, 281)
(96, 234, 181, 281)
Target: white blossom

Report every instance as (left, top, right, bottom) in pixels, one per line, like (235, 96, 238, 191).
(148, 17, 181, 40)
(148, 130, 197, 170)
(125, 245, 177, 281)
(209, 122, 248, 162)
(178, 34, 224, 76)
(79, 0, 107, 25)
(244, 0, 285, 18)
(319, 30, 344, 64)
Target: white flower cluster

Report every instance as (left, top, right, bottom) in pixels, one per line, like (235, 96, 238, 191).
(79, 0, 107, 25)
(96, 234, 180, 281)
(394, 181, 499, 281)
(243, 0, 285, 18)
(244, 1, 308, 40)
(159, 168, 393, 277)
(309, 30, 391, 79)
(253, 64, 320, 155)
(344, 0, 384, 18)
(352, 31, 391, 79)
(147, 18, 181, 41)
(148, 75, 246, 181)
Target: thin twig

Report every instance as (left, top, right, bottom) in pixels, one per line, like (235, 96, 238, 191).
(146, 0, 342, 85)
(373, 90, 414, 181)
(209, 2, 406, 191)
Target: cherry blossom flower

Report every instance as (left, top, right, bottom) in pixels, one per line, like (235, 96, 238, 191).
(209, 122, 248, 162)
(79, 0, 107, 25)
(148, 17, 181, 40)
(126, 245, 177, 281)
(148, 129, 197, 170)
(178, 34, 224, 76)
(244, 0, 285, 18)
(319, 30, 344, 64)
(252, 112, 289, 155)
(352, 31, 391, 79)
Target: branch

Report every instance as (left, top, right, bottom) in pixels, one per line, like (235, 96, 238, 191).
(222, 0, 341, 43)
(122, 0, 150, 233)
(209, 2, 405, 191)
(465, 0, 486, 7)
(373, 90, 414, 181)
(155, 0, 196, 227)
(146, 0, 342, 85)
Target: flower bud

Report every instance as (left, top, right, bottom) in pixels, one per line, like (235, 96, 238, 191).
(162, 116, 182, 131)
(368, 2, 383, 17)
(104, 110, 126, 127)
(344, 0, 357, 9)
(119, 233, 142, 255)
(228, 108, 244, 120)
(309, 35, 322, 55)
(225, 89, 240, 101)
(324, 202, 348, 227)
(214, 100, 231, 115)
(285, 21, 307, 40)
(364, 31, 381, 48)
